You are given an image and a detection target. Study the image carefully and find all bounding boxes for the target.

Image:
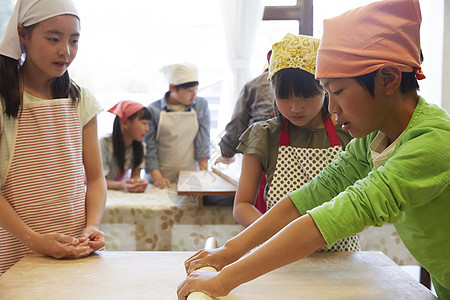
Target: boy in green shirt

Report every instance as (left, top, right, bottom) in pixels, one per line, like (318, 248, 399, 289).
(178, 0, 450, 299)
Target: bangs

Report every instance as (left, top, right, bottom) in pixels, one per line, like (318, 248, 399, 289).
(271, 68, 323, 99)
(130, 107, 151, 120)
(175, 81, 199, 89)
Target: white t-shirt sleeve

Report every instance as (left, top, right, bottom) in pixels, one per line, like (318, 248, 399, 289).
(99, 136, 112, 178)
(139, 141, 146, 169)
(77, 87, 103, 127)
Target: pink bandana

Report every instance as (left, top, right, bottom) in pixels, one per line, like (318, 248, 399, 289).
(108, 100, 145, 120)
(316, 0, 425, 80)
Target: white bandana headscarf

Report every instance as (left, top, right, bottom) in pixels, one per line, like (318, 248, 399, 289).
(0, 0, 79, 60)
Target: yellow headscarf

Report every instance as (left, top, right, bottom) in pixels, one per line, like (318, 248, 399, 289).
(268, 33, 320, 80)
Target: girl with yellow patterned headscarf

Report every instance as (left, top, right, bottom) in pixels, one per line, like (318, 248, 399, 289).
(233, 33, 358, 253)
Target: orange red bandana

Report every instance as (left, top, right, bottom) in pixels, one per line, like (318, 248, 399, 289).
(316, 0, 425, 80)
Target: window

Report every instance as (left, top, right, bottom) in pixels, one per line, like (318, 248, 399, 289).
(70, 0, 227, 138)
(0, 0, 444, 139)
(0, 1, 15, 34)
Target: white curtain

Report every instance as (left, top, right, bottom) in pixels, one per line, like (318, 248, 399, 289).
(218, 0, 264, 131)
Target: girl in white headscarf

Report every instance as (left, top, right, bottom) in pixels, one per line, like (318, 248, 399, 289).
(0, 0, 106, 275)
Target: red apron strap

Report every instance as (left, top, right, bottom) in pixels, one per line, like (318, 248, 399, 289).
(324, 117, 341, 147)
(257, 117, 289, 215)
(255, 173, 267, 214)
(280, 118, 290, 146)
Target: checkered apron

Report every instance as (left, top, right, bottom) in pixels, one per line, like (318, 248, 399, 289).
(266, 117, 359, 252)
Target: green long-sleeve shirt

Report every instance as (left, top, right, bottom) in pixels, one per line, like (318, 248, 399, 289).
(289, 97, 450, 296)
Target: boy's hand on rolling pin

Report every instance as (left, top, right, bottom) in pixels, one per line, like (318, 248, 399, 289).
(80, 225, 105, 251)
(184, 246, 239, 275)
(177, 269, 230, 300)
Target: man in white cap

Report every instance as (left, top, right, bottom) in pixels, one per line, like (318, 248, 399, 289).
(145, 63, 211, 188)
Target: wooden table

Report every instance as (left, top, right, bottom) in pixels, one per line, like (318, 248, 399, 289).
(0, 251, 436, 299)
(177, 170, 237, 208)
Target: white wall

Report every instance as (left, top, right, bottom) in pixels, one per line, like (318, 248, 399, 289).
(418, 0, 443, 107)
(442, 0, 450, 113)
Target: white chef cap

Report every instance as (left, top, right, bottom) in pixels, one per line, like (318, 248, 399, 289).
(160, 63, 198, 86)
(0, 0, 79, 60)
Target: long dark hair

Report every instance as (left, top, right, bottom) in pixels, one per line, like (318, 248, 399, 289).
(112, 107, 151, 173)
(270, 68, 329, 130)
(0, 24, 80, 118)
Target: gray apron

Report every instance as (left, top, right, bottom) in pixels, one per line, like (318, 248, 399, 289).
(156, 109, 198, 181)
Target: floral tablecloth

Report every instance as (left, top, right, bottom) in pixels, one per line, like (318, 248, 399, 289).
(100, 184, 244, 251)
(101, 184, 419, 267)
(358, 224, 419, 266)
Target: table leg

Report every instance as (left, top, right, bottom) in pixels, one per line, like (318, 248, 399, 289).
(420, 266, 431, 289)
(198, 196, 203, 209)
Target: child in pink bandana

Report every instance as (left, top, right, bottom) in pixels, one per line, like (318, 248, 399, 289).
(101, 100, 150, 193)
(178, 0, 450, 299)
